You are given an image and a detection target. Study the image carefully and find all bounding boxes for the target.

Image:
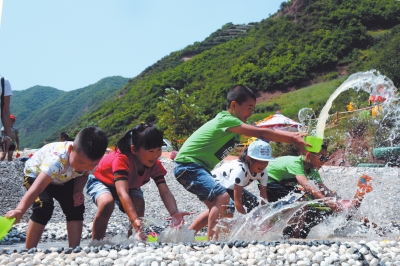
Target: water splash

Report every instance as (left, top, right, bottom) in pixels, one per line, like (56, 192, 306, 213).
(298, 108, 316, 134)
(315, 69, 398, 139)
(216, 193, 308, 242)
(158, 225, 195, 243)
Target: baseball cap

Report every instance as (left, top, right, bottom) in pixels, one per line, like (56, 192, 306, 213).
(247, 139, 275, 161)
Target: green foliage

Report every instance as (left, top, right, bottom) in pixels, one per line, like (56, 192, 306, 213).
(270, 142, 300, 157)
(364, 26, 400, 87)
(11, 86, 65, 123)
(156, 88, 209, 149)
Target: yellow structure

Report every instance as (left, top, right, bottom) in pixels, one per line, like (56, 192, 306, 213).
(240, 137, 257, 147)
(346, 102, 355, 111)
(371, 106, 382, 117)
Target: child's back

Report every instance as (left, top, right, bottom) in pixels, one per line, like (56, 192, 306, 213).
(174, 110, 242, 171)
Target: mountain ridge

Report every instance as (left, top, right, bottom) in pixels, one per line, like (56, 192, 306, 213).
(11, 76, 129, 148)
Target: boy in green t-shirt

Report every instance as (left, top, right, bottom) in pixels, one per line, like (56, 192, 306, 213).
(174, 84, 309, 240)
(266, 143, 373, 238)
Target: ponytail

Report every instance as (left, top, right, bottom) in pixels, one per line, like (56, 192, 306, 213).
(238, 147, 249, 163)
(115, 123, 164, 155)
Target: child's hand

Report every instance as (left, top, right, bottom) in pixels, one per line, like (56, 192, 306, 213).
(73, 191, 85, 207)
(321, 198, 343, 212)
(292, 132, 309, 153)
(5, 209, 23, 224)
(337, 199, 352, 209)
(168, 211, 195, 228)
(132, 218, 147, 240)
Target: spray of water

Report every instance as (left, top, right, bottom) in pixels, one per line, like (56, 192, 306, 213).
(215, 193, 308, 242)
(298, 108, 316, 134)
(315, 69, 398, 139)
(158, 225, 195, 243)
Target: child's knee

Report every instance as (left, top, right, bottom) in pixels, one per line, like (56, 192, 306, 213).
(31, 203, 55, 225)
(65, 205, 85, 222)
(99, 200, 115, 215)
(220, 192, 231, 203)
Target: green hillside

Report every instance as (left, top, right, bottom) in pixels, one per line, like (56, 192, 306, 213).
(56, 0, 399, 146)
(11, 76, 129, 148)
(11, 0, 400, 150)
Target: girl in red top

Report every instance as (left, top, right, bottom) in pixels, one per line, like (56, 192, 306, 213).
(86, 123, 191, 240)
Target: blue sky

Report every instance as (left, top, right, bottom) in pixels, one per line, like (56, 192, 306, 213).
(0, 1, 283, 91)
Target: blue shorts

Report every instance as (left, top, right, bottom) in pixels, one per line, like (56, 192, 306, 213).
(86, 174, 143, 213)
(174, 162, 227, 202)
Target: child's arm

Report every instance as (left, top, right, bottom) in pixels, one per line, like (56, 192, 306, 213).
(259, 185, 268, 205)
(15, 130, 19, 151)
(72, 174, 88, 207)
(316, 182, 339, 198)
(157, 182, 192, 227)
(228, 124, 309, 153)
(233, 184, 246, 214)
(296, 175, 343, 212)
(114, 180, 147, 240)
(5, 172, 53, 223)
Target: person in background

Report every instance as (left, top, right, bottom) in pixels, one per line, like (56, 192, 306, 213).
(59, 132, 75, 142)
(0, 75, 13, 153)
(189, 140, 275, 235)
(1, 114, 19, 161)
(5, 127, 108, 249)
(174, 84, 309, 240)
(86, 123, 191, 241)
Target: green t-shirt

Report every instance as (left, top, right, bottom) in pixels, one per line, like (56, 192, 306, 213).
(175, 111, 242, 171)
(267, 155, 322, 187)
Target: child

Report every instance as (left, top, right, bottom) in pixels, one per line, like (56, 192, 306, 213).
(215, 139, 275, 215)
(5, 127, 108, 248)
(265, 141, 367, 238)
(266, 142, 339, 207)
(86, 123, 191, 241)
(174, 84, 309, 240)
(1, 114, 19, 161)
(190, 140, 275, 235)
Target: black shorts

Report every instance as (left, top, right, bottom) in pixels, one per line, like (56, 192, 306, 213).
(9, 144, 16, 151)
(24, 176, 85, 225)
(1, 144, 15, 151)
(264, 181, 298, 202)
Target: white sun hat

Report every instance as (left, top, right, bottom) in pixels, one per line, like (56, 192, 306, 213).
(247, 139, 275, 161)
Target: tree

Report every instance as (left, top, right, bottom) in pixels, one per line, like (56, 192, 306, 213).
(156, 88, 209, 149)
